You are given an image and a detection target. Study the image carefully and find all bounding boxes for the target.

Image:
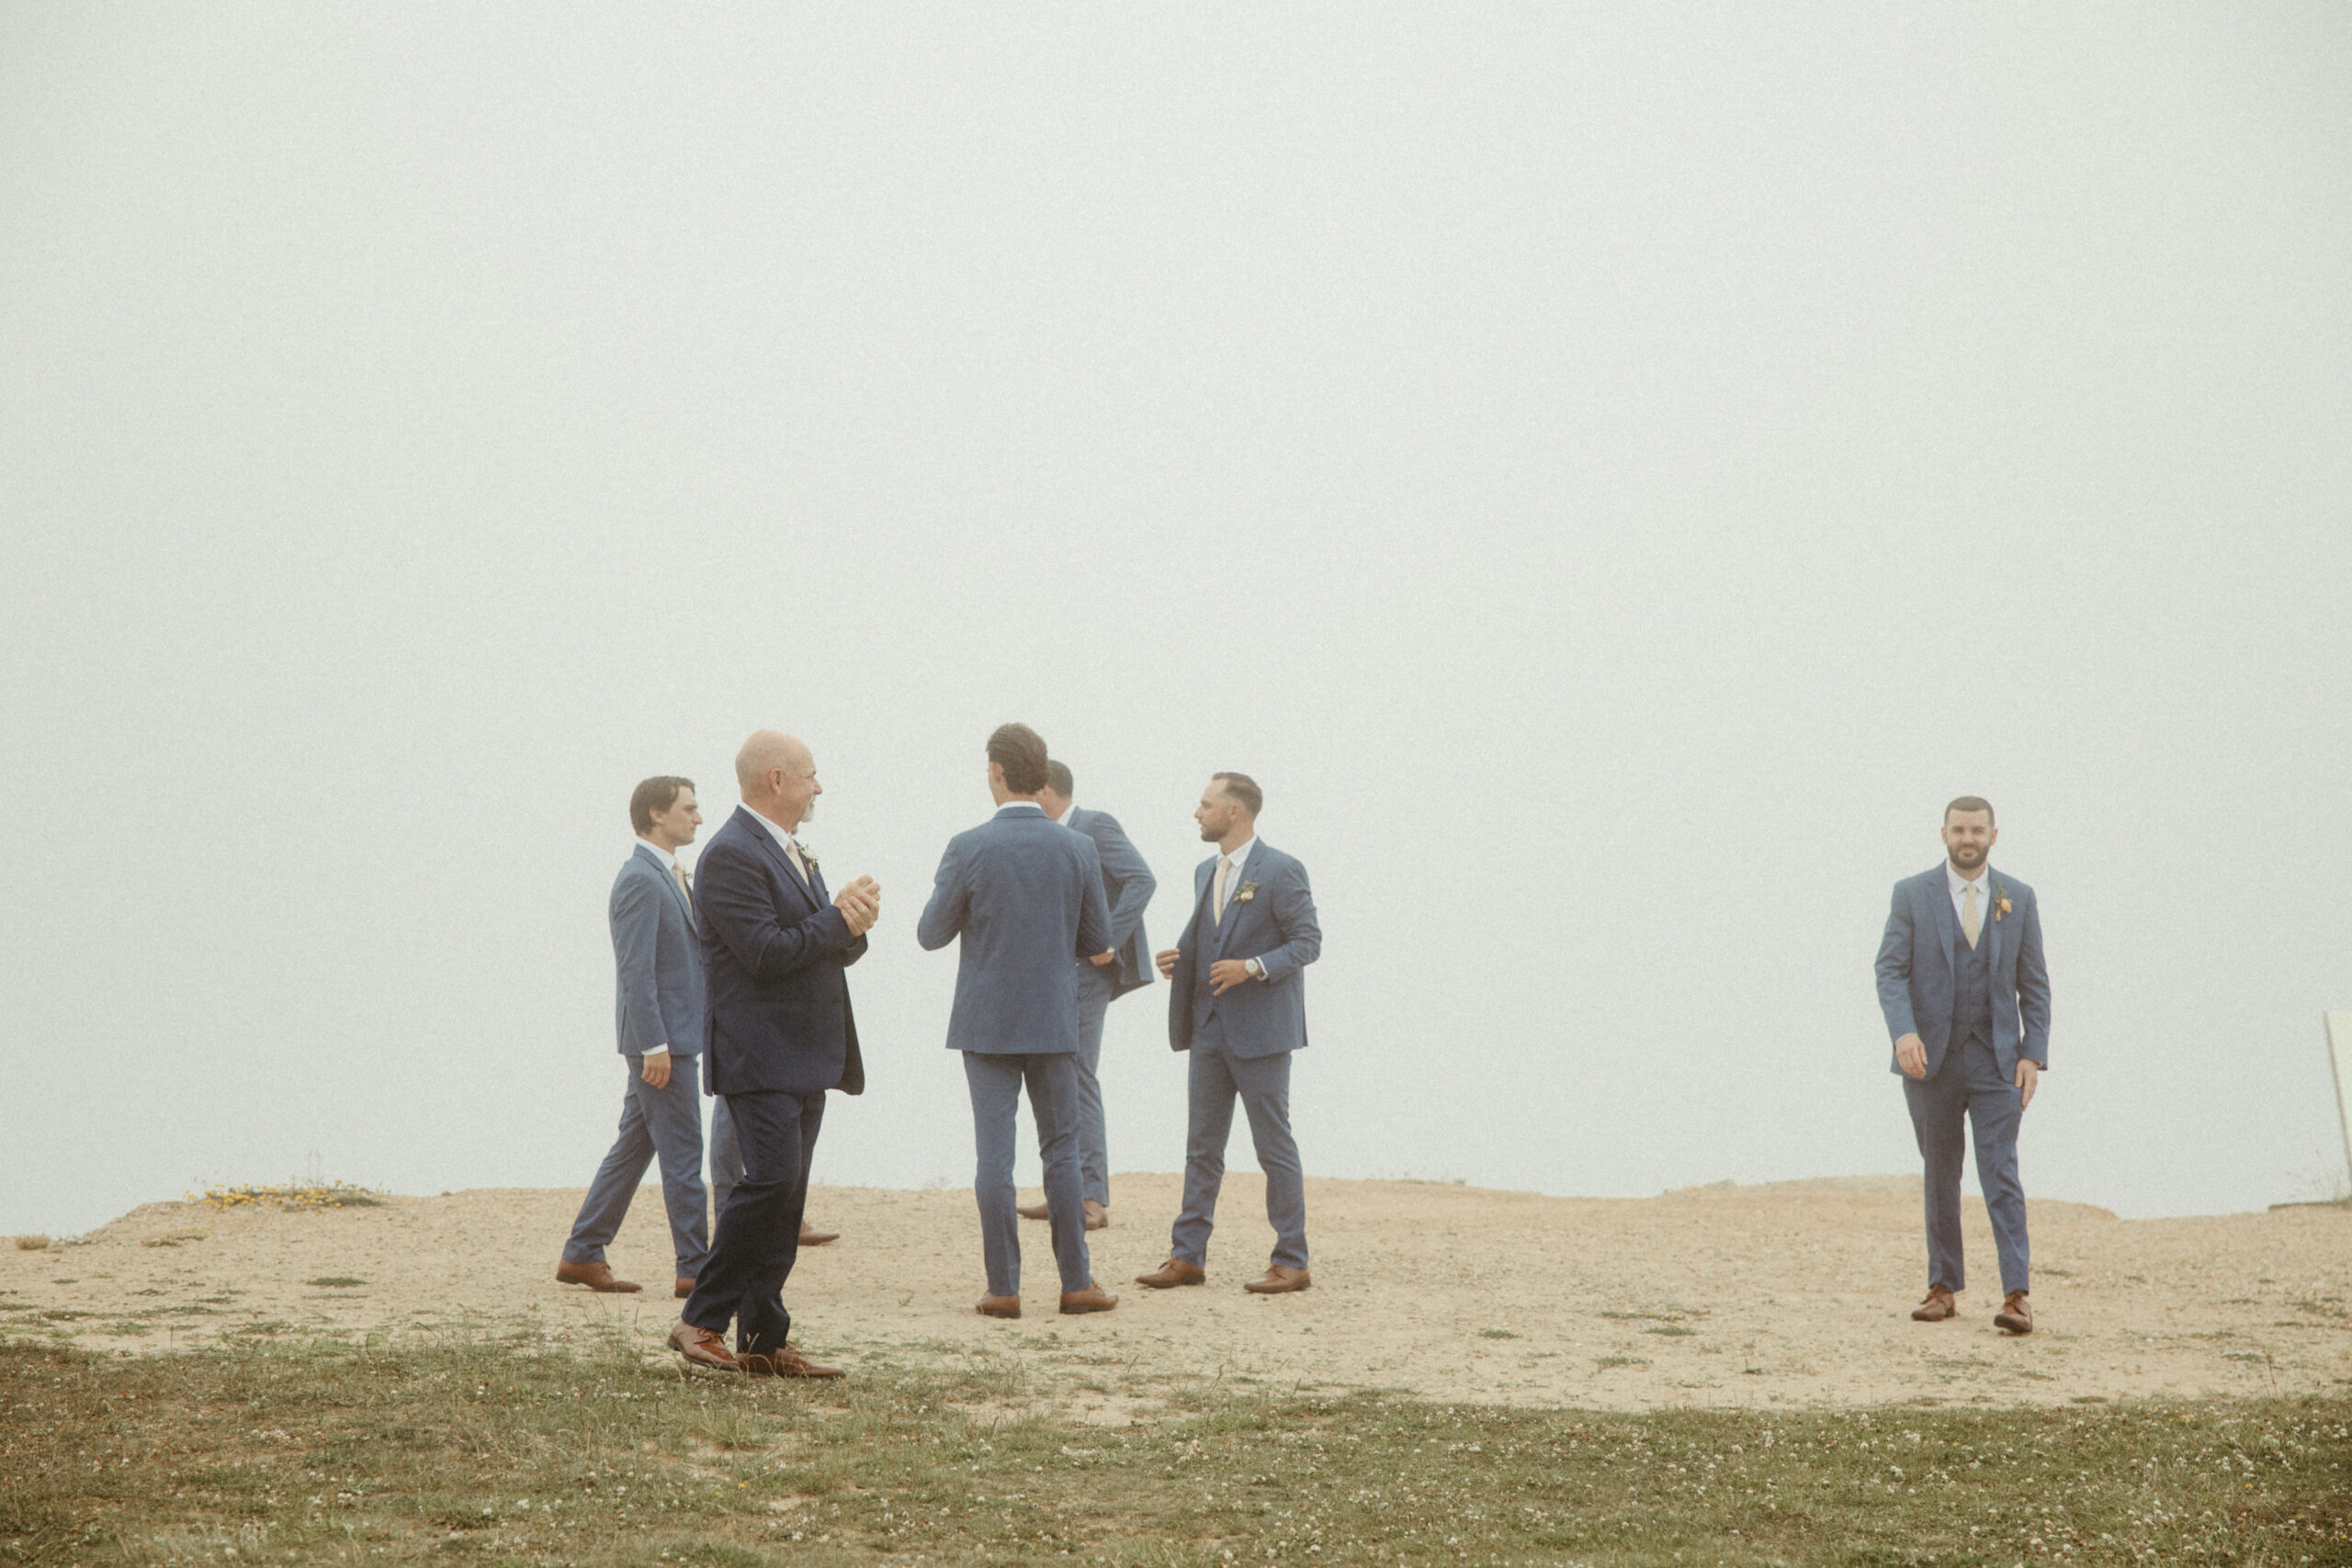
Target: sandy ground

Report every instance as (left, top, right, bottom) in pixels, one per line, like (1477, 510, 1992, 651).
(6, 1176, 2348, 1415)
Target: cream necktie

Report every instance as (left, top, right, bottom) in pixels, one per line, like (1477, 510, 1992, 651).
(1212, 856, 1234, 925)
(785, 840, 811, 885)
(1962, 882, 1982, 950)
(671, 863, 694, 917)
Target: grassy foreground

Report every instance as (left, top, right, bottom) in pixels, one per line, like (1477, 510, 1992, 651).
(2, 1331, 2347, 1567)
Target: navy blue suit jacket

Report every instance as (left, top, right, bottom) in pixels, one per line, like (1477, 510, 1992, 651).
(916, 804, 1114, 1055)
(1167, 841, 1321, 1059)
(611, 843, 706, 1056)
(1873, 862, 2051, 1081)
(695, 807, 868, 1097)
(1066, 807, 1157, 998)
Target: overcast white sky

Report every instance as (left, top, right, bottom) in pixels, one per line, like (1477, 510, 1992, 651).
(5, 5, 2349, 1238)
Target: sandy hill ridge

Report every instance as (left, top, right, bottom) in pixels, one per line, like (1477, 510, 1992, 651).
(6, 1175, 2346, 1414)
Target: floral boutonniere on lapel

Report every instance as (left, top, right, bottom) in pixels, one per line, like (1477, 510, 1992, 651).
(1993, 886, 2013, 921)
(1233, 881, 1261, 905)
(794, 840, 820, 871)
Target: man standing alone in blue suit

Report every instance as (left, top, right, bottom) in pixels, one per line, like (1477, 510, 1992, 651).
(1875, 795, 2052, 1336)
(1139, 773, 1322, 1295)
(918, 724, 1119, 1319)
(1017, 758, 1155, 1232)
(559, 776, 712, 1298)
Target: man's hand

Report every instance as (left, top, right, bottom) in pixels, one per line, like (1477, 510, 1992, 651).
(1090, 952, 1116, 966)
(834, 875, 880, 936)
(2016, 1058, 2039, 1110)
(1894, 1032, 1928, 1079)
(1155, 946, 1180, 979)
(640, 1053, 672, 1089)
(1209, 959, 1254, 995)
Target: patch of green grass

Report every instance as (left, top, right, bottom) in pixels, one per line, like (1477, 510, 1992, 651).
(1476, 1327, 1520, 1339)
(1, 1335, 2347, 1565)
(304, 1276, 367, 1289)
(11, 1235, 48, 1251)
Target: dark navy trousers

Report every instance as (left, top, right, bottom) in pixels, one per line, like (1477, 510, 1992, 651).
(1903, 1033, 2029, 1295)
(682, 1089, 824, 1354)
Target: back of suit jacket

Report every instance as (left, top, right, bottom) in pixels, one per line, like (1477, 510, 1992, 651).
(1166, 841, 1321, 1059)
(916, 806, 1114, 1054)
(1067, 807, 1157, 997)
(695, 806, 868, 1097)
(611, 845, 706, 1056)
(1873, 862, 2051, 1080)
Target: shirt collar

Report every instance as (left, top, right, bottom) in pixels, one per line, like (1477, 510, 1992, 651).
(636, 837, 676, 867)
(743, 806, 798, 849)
(1055, 803, 1077, 826)
(1220, 836, 1258, 873)
(1945, 860, 1989, 896)
(1000, 800, 1046, 814)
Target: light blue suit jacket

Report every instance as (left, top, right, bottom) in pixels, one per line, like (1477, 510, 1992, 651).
(1066, 806, 1157, 998)
(1874, 862, 2051, 1080)
(917, 805, 1115, 1055)
(1167, 841, 1321, 1059)
(611, 843, 706, 1057)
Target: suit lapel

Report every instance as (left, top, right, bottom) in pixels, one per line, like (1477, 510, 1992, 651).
(638, 844, 695, 927)
(1926, 864, 1958, 976)
(1982, 866, 2004, 974)
(736, 808, 816, 913)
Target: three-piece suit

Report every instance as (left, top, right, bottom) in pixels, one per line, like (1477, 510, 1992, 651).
(917, 803, 1114, 1296)
(681, 806, 867, 1355)
(563, 840, 713, 1280)
(1874, 861, 2051, 1296)
(1060, 805, 1158, 1207)
(1166, 839, 1322, 1270)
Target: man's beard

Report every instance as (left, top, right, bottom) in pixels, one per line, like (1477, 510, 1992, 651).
(799, 798, 817, 821)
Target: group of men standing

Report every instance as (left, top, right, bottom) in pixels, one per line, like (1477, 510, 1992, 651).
(558, 723, 1325, 1377)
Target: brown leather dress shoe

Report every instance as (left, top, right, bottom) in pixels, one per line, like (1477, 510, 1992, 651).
(1015, 1201, 1051, 1221)
(1995, 1291, 2033, 1335)
(674, 1277, 695, 1300)
(743, 1344, 845, 1379)
(668, 1320, 740, 1371)
(798, 1223, 839, 1247)
(1059, 1282, 1118, 1314)
(1083, 1201, 1110, 1231)
(556, 1260, 641, 1293)
(1136, 1258, 1206, 1289)
(1243, 1266, 1311, 1294)
(977, 1293, 1022, 1318)
(1911, 1285, 1958, 1322)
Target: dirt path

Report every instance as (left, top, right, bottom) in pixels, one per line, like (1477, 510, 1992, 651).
(7, 1176, 2347, 1416)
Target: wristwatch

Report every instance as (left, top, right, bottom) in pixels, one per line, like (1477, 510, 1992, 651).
(1244, 957, 1265, 981)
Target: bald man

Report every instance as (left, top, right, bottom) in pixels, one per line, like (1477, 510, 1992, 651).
(670, 731, 879, 1378)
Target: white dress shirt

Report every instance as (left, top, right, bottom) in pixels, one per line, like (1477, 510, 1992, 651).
(744, 805, 814, 882)
(634, 837, 682, 1058)
(1946, 860, 1993, 939)
(1054, 802, 1077, 826)
(1213, 837, 1267, 978)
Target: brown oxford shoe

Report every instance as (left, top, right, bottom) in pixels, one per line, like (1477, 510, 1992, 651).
(674, 1277, 695, 1300)
(556, 1259, 640, 1293)
(1995, 1291, 2033, 1336)
(1083, 1201, 1110, 1231)
(1136, 1258, 1206, 1289)
(1059, 1282, 1118, 1314)
(976, 1293, 1022, 1318)
(667, 1320, 740, 1372)
(1016, 1201, 1051, 1221)
(799, 1223, 839, 1247)
(1910, 1285, 1958, 1322)
(1244, 1266, 1312, 1294)
(742, 1344, 845, 1379)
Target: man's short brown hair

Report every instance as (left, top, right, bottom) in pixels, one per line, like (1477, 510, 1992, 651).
(1944, 795, 1996, 827)
(1046, 760, 1074, 798)
(629, 775, 695, 835)
(1212, 772, 1263, 817)
(988, 724, 1050, 794)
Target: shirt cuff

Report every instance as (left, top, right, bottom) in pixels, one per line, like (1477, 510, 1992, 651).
(643, 1045, 669, 1056)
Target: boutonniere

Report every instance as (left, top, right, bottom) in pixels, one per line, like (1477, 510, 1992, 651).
(794, 840, 820, 870)
(1234, 881, 1260, 905)
(1994, 887, 2012, 921)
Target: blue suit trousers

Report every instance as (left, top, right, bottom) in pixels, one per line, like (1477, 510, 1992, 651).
(1171, 1023, 1308, 1271)
(682, 1088, 824, 1354)
(1071, 964, 1116, 1207)
(565, 1052, 710, 1278)
(1904, 1033, 2030, 1295)
(963, 1051, 1091, 1296)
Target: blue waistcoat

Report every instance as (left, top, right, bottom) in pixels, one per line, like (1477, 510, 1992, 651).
(1951, 916, 1994, 1051)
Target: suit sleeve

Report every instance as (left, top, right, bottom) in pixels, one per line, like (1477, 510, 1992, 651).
(1075, 839, 1114, 959)
(2015, 892, 2052, 1067)
(697, 841, 856, 982)
(1251, 862, 1322, 984)
(1089, 814, 1157, 952)
(915, 841, 967, 952)
(611, 873, 669, 1052)
(1873, 886, 1918, 1043)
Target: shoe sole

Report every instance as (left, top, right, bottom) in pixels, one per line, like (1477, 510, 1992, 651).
(976, 1305, 1022, 1319)
(1059, 1302, 1117, 1314)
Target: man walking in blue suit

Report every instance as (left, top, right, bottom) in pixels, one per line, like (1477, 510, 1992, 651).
(560, 776, 713, 1299)
(918, 724, 1119, 1319)
(1016, 759, 1156, 1231)
(670, 731, 878, 1378)
(1139, 773, 1323, 1295)
(1875, 795, 2052, 1336)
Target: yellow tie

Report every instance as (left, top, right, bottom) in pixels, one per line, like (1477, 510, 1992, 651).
(1962, 882, 1981, 949)
(785, 840, 811, 885)
(671, 863, 693, 912)
(1212, 856, 1233, 925)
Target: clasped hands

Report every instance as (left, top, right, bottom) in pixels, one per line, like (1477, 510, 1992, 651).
(832, 875, 882, 936)
(1154, 947, 1257, 995)
(1894, 1032, 2038, 1109)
